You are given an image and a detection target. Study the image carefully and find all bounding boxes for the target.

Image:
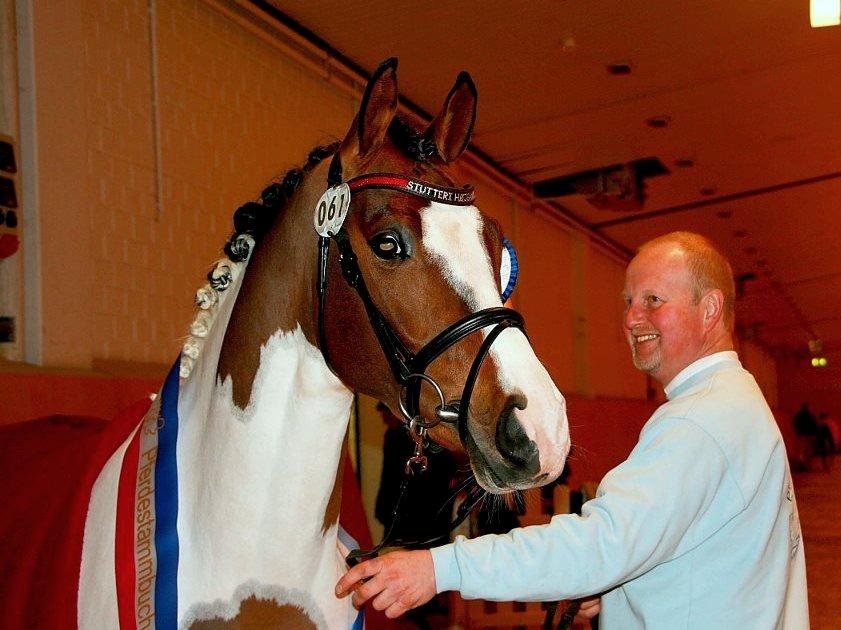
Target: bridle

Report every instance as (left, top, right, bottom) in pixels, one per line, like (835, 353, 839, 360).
(316, 157, 583, 630)
(315, 152, 525, 473)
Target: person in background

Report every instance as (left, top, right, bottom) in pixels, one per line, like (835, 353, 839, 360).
(337, 231, 809, 629)
(793, 402, 818, 471)
(814, 412, 835, 472)
(820, 411, 841, 453)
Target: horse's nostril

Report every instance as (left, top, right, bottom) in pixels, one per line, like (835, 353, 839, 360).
(495, 405, 538, 468)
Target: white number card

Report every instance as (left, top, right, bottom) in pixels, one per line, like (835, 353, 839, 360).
(313, 184, 351, 237)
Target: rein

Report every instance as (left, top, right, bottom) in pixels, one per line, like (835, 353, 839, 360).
(345, 474, 486, 567)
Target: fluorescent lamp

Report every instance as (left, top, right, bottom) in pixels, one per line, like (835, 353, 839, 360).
(811, 0, 841, 27)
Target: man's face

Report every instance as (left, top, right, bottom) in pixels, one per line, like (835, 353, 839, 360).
(622, 244, 708, 386)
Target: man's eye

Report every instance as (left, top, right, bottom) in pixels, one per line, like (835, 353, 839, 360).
(369, 231, 407, 260)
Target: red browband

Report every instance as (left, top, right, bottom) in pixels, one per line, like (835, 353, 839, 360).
(347, 173, 476, 206)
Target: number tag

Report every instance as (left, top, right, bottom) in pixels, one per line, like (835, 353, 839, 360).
(313, 184, 351, 237)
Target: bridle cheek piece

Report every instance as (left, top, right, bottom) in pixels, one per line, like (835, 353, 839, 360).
(315, 154, 525, 473)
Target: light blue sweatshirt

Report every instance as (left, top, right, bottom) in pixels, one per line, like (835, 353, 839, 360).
(432, 352, 809, 628)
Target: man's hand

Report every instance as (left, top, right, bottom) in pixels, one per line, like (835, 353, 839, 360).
(335, 550, 436, 619)
(575, 596, 601, 621)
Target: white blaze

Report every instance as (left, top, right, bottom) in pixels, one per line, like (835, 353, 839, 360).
(420, 202, 570, 478)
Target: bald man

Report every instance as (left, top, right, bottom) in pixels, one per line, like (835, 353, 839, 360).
(337, 232, 808, 628)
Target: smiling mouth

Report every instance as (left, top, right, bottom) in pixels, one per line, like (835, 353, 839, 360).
(634, 333, 660, 344)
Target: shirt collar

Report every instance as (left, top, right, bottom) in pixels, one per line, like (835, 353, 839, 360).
(664, 350, 739, 400)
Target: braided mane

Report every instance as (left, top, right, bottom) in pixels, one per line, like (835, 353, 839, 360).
(179, 143, 339, 378)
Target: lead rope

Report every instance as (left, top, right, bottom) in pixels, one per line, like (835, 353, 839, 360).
(345, 472, 486, 567)
(347, 460, 581, 630)
(543, 599, 582, 630)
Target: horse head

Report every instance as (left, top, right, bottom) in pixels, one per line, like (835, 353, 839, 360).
(315, 59, 570, 492)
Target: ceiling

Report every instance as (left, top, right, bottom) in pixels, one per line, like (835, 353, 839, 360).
(266, 0, 841, 362)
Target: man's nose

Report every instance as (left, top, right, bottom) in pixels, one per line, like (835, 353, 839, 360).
(624, 302, 644, 330)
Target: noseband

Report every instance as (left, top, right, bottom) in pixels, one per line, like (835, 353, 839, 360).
(315, 153, 525, 472)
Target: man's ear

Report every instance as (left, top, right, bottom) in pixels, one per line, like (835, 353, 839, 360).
(702, 289, 725, 330)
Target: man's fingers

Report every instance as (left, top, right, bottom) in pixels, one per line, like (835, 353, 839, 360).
(371, 589, 396, 613)
(335, 558, 381, 597)
(576, 597, 601, 619)
(384, 601, 409, 619)
(351, 575, 387, 609)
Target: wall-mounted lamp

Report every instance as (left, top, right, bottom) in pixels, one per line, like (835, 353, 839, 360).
(809, 339, 828, 367)
(811, 0, 840, 27)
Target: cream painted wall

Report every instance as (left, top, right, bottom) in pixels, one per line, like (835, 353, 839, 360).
(740, 338, 779, 408)
(81, 0, 360, 364)
(26, 1, 91, 367)
(514, 207, 577, 392)
(585, 241, 647, 398)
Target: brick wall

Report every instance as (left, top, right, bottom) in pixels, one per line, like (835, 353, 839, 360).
(77, 0, 361, 365)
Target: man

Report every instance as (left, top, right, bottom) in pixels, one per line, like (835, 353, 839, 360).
(336, 232, 809, 628)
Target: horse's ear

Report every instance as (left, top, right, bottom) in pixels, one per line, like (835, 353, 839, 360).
(341, 58, 399, 162)
(426, 71, 477, 163)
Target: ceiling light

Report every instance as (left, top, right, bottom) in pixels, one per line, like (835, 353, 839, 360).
(811, 0, 840, 27)
(811, 357, 828, 367)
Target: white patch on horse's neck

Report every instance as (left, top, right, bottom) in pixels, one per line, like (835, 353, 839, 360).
(420, 202, 570, 478)
(174, 269, 356, 628)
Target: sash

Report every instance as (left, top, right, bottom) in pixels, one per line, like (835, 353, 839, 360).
(115, 357, 181, 629)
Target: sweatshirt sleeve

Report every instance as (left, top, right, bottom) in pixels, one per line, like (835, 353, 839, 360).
(431, 416, 745, 601)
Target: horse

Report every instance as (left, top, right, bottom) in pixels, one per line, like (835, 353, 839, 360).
(0, 58, 570, 629)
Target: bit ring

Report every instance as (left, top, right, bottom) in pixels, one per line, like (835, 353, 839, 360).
(399, 373, 446, 429)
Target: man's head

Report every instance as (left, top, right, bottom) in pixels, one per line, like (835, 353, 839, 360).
(623, 231, 735, 386)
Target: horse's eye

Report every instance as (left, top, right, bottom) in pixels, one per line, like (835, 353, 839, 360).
(369, 231, 407, 260)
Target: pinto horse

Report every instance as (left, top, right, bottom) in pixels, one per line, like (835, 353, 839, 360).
(0, 59, 570, 629)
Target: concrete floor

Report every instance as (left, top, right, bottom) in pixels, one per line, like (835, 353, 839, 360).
(795, 458, 841, 629)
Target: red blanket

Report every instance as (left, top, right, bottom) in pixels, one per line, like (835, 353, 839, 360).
(0, 399, 153, 629)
